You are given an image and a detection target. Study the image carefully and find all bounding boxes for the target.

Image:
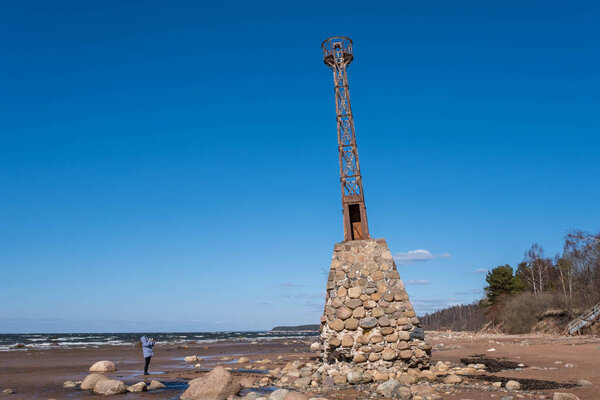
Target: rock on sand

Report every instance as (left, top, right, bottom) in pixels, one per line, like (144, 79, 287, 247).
(553, 394, 580, 400)
(180, 365, 241, 400)
(93, 379, 127, 395)
(505, 380, 521, 390)
(89, 360, 117, 372)
(184, 355, 198, 362)
(80, 373, 108, 390)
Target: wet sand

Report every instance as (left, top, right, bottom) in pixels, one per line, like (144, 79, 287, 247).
(0, 333, 598, 399)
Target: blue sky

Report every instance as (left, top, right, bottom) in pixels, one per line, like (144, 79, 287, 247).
(1, 1, 599, 333)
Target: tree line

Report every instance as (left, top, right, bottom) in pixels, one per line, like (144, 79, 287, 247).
(420, 230, 600, 333)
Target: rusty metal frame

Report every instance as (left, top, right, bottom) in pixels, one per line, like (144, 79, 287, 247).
(322, 36, 370, 242)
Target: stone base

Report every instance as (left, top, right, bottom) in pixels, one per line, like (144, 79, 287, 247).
(319, 239, 431, 372)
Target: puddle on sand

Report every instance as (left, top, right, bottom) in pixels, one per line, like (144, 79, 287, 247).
(241, 386, 278, 396)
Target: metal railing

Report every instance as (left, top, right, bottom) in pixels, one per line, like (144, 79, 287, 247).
(568, 301, 600, 335)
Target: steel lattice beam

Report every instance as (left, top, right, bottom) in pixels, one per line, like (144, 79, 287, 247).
(322, 36, 370, 241)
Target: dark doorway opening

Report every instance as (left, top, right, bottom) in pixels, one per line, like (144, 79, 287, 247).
(348, 204, 363, 240)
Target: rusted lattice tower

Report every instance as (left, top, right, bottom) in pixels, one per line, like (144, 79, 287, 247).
(322, 36, 370, 242)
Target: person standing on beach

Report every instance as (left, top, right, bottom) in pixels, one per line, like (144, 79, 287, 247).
(140, 335, 155, 375)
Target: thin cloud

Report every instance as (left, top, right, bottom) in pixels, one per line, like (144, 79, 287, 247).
(280, 282, 304, 287)
(411, 297, 462, 314)
(474, 268, 488, 274)
(454, 288, 484, 295)
(405, 280, 431, 285)
(394, 249, 451, 266)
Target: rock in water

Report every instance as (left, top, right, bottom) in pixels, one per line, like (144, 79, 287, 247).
(148, 380, 166, 390)
(63, 380, 76, 388)
(184, 355, 198, 362)
(80, 373, 108, 390)
(127, 382, 147, 392)
(180, 365, 242, 400)
(237, 357, 249, 364)
(89, 360, 117, 372)
(93, 379, 127, 395)
(2, 389, 14, 395)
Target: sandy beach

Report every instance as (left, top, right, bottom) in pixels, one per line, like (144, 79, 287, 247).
(0, 332, 598, 399)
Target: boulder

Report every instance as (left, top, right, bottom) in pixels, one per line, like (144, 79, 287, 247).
(185, 355, 199, 362)
(93, 379, 127, 395)
(127, 382, 147, 392)
(376, 379, 401, 398)
(180, 365, 242, 400)
(89, 360, 116, 372)
(238, 357, 250, 364)
(553, 394, 580, 400)
(347, 370, 373, 384)
(392, 386, 412, 400)
(505, 380, 521, 390)
(148, 380, 166, 390)
(80, 373, 108, 390)
(444, 374, 462, 384)
(269, 389, 289, 400)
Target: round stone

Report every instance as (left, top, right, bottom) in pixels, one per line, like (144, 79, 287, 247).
(397, 340, 409, 350)
(414, 348, 426, 358)
(345, 299, 362, 309)
(370, 293, 382, 301)
(331, 297, 343, 308)
(382, 349, 397, 361)
(328, 336, 340, 347)
(378, 284, 388, 294)
(368, 353, 381, 362)
(380, 327, 394, 335)
(341, 335, 354, 347)
(337, 287, 347, 297)
(372, 307, 385, 317)
(356, 335, 370, 345)
(348, 287, 361, 298)
(399, 331, 411, 341)
(359, 317, 377, 329)
(352, 307, 365, 318)
(378, 316, 390, 326)
(385, 333, 399, 342)
(371, 344, 384, 352)
(373, 370, 389, 381)
(383, 292, 394, 302)
(364, 300, 377, 309)
(329, 319, 344, 332)
(399, 350, 413, 359)
(378, 300, 390, 308)
(358, 346, 371, 353)
(359, 294, 369, 301)
(353, 353, 367, 363)
(370, 334, 383, 344)
(344, 318, 359, 330)
(371, 271, 384, 281)
(336, 306, 352, 320)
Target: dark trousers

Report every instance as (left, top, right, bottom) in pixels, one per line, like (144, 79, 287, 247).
(144, 356, 151, 374)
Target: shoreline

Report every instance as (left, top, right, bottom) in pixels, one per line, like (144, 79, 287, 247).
(0, 332, 598, 399)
